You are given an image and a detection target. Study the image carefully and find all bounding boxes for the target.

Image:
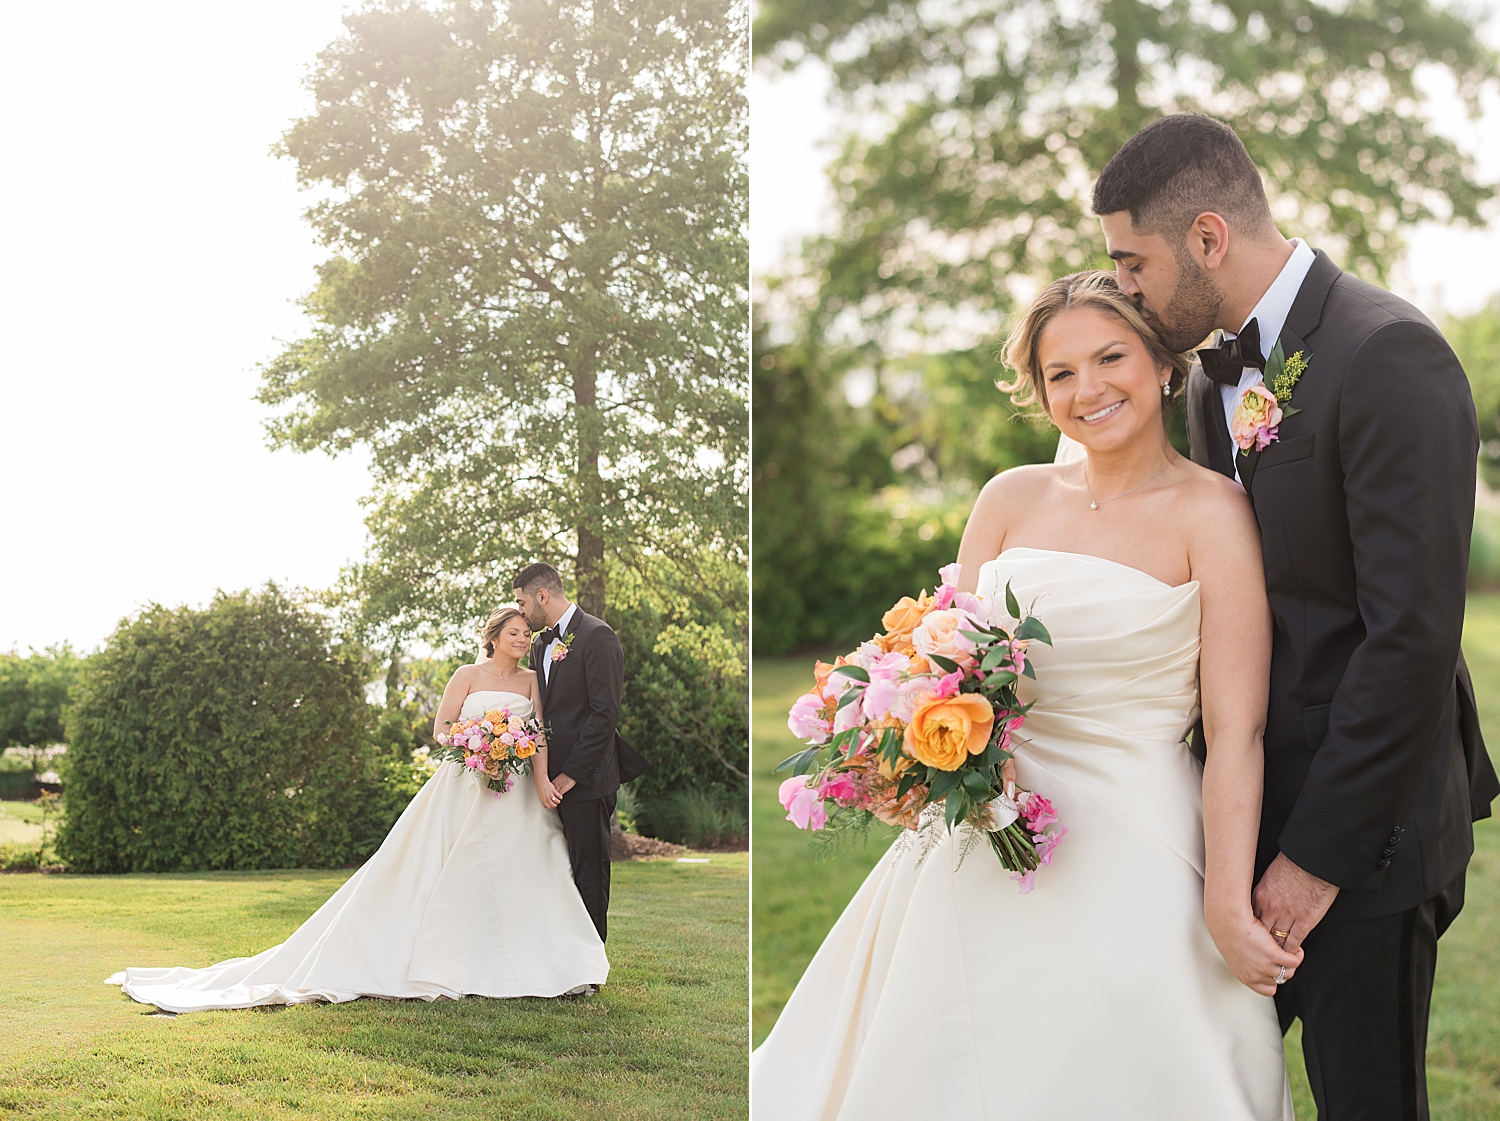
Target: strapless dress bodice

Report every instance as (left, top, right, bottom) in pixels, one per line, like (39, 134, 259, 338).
(459, 690, 533, 720)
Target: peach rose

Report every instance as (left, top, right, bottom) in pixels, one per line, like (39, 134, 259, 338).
(881, 592, 931, 642)
(903, 692, 994, 771)
(912, 608, 979, 669)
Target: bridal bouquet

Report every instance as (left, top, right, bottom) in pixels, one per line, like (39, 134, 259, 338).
(433, 706, 544, 796)
(776, 564, 1067, 891)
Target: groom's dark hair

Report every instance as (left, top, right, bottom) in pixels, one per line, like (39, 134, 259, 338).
(1092, 114, 1276, 240)
(514, 562, 565, 596)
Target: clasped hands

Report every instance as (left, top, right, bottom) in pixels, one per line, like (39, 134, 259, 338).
(1211, 853, 1337, 997)
(535, 772, 576, 810)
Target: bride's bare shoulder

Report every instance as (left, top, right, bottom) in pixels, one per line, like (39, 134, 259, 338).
(1175, 458, 1260, 553)
(972, 462, 1067, 512)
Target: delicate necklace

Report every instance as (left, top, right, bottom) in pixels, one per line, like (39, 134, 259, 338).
(1084, 460, 1173, 510)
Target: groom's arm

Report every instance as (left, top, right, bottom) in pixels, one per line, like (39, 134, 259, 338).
(557, 625, 624, 791)
(1276, 319, 1477, 895)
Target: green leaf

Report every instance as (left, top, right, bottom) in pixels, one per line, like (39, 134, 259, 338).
(773, 746, 819, 774)
(831, 665, 870, 682)
(962, 770, 991, 796)
(958, 629, 994, 643)
(982, 669, 1017, 688)
(836, 689, 862, 710)
(980, 647, 1011, 672)
(927, 653, 959, 674)
(1004, 580, 1020, 621)
(1021, 660, 1036, 680)
(1016, 616, 1051, 646)
(897, 772, 919, 799)
(928, 769, 962, 799)
(945, 791, 966, 830)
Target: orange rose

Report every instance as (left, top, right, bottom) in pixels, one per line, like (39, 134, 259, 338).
(516, 742, 536, 759)
(881, 591, 931, 642)
(903, 693, 994, 771)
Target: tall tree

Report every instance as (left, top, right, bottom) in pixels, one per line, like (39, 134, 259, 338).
(755, 0, 1496, 340)
(262, 0, 748, 631)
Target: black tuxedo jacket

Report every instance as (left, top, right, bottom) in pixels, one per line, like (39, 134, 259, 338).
(531, 608, 650, 803)
(1186, 249, 1499, 922)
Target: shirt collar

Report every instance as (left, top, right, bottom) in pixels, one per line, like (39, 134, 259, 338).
(1233, 238, 1316, 362)
(551, 602, 579, 638)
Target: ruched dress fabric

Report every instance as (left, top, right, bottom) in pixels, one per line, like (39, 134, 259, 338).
(107, 690, 608, 1012)
(751, 549, 1292, 1120)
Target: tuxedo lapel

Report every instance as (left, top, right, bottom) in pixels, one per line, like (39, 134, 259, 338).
(1237, 250, 1339, 497)
(1199, 366, 1235, 479)
(532, 633, 550, 708)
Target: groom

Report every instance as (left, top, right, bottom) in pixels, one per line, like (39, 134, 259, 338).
(514, 562, 650, 944)
(1094, 114, 1499, 1118)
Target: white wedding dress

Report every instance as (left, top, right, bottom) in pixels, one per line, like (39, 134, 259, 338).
(107, 690, 608, 1012)
(751, 549, 1292, 1120)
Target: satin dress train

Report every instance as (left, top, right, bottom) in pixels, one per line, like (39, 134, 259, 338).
(107, 690, 608, 1012)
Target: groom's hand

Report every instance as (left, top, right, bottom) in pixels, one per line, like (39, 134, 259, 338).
(552, 773, 576, 796)
(1253, 852, 1340, 953)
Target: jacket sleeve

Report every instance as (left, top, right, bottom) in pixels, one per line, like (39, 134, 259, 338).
(566, 623, 624, 785)
(1277, 319, 1478, 892)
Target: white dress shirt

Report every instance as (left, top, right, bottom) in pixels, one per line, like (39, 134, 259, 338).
(1220, 239, 1317, 480)
(542, 601, 579, 683)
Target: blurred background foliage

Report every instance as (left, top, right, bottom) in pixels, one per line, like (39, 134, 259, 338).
(752, 0, 1500, 654)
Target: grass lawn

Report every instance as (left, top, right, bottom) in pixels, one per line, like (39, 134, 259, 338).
(0, 801, 44, 846)
(751, 596, 1500, 1118)
(0, 853, 747, 1120)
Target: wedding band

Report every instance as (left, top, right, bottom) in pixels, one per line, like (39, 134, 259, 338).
(1275, 966, 1287, 985)
(1271, 928, 1290, 939)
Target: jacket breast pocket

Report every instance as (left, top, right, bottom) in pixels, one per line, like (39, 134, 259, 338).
(1256, 434, 1314, 469)
(1302, 702, 1331, 753)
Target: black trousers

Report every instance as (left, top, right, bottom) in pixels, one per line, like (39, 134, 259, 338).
(558, 792, 616, 943)
(1275, 876, 1465, 1121)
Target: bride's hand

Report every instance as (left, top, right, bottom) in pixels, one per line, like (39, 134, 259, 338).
(1208, 908, 1303, 997)
(534, 778, 561, 810)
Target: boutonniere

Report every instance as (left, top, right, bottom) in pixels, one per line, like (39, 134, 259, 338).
(550, 633, 575, 663)
(1232, 341, 1310, 453)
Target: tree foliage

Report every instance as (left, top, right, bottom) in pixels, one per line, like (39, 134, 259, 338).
(57, 587, 395, 873)
(756, 0, 1496, 343)
(260, 0, 748, 630)
(1449, 296, 1500, 488)
(0, 646, 81, 760)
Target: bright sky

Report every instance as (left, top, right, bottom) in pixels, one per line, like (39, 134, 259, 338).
(751, 13, 1500, 315)
(0, 1, 370, 654)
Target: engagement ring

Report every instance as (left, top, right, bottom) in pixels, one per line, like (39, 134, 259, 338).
(1275, 966, 1287, 985)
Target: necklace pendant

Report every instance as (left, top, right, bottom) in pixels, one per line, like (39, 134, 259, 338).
(1090, 501, 1099, 510)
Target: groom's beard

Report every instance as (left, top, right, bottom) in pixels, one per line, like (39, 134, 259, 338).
(1144, 251, 1225, 353)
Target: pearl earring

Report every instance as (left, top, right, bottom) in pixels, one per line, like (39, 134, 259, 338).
(1161, 383, 1171, 397)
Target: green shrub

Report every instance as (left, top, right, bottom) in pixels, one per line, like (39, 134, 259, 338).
(638, 785, 747, 849)
(57, 586, 395, 873)
(1472, 508, 1500, 591)
(611, 559, 747, 818)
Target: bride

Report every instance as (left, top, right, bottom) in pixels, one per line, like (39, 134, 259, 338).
(751, 271, 1303, 1119)
(108, 606, 608, 1012)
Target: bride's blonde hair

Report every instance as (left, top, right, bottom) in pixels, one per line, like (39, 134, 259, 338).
(481, 607, 526, 658)
(999, 270, 1192, 419)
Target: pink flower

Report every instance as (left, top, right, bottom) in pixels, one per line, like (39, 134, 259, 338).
(932, 584, 956, 610)
(1012, 870, 1037, 894)
(862, 677, 898, 721)
(1019, 791, 1058, 831)
(1033, 825, 1068, 866)
(938, 562, 963, 587)
(787, 691, 832, 743)
(778, 775, 828, 831)
(817, 772, 858, 804)
(1230, 382, 1284, 452)
(832, 694, 864, 735)
(912, 608, 980, 670)
(934, 670, 962, 698)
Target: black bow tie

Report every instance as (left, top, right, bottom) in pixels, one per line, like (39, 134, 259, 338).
(1197, 318, 1265, 387)
(539, 625, 561, 645)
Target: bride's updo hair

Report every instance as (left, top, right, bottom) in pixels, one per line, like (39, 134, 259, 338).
(999, 270, 1192, 419)
(481, 607, 526, 658)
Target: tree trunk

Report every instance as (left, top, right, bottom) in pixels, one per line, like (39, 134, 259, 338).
(1108, 0, 1146, 133)
(573, 352, 607, 619)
